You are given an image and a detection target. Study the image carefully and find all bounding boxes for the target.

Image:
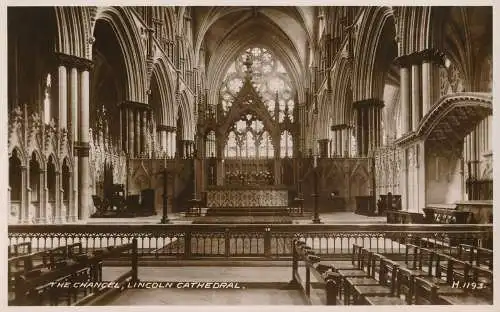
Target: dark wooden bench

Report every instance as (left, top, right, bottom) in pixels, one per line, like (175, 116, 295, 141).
(386, 210, 424, 224)
(351, 254, 407, 305)
(10, 239, 138, 306)
(9, 242, 32, 257)
(290, 239, 340, 305)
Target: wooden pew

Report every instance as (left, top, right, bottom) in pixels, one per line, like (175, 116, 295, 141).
(10, 239, 138, 306)
(413, 276, 439, 304)
(457, 244, 493, 270)
(352, 255, 407, 305)
(9, 242, 32, 257)
(290, 239, 340, 305)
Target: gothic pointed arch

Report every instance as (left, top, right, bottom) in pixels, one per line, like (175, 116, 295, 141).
(94, 7, 148, 103)
(353, 6, 396, 101)
(150, 56, 176, 127)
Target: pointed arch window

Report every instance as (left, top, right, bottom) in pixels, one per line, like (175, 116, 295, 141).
(219, 47, 295, 121)
(224, 113, 275, 159)
(205, 130, 216, 158)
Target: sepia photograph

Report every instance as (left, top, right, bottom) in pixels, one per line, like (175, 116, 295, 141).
(4, 4, 494, 308)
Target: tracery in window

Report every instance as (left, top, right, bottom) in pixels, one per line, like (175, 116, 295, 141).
(205, 130, 216, 158)
(219, 47, 295, 122)
(224, 113, 275, 159)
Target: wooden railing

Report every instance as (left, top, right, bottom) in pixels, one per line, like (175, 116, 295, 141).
(8, 224, 492, 261)
(386, 211, 425, 224)
(423, 207, 471, 224)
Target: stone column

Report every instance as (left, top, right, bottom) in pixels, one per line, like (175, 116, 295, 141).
(400, 148, 408, 211)
(398, 57, 411, 135)
(172, 131, 177, 157)
(142, 110, 148, 154)
(128, 107, 135, 156)
(421, 59, 431, 116)
(336, 130, 342, 157)
(343, 127, 350, 157)
(318, 139, 329, 158)
(135, 109, 141, 156)
(360, 108, 366, 156)
(70, 67, 79, 220)
(58, 65, 68, 129)
(78, 69, 90, 221)
(161, 129, 167, 154)
(411, 63, 421, 131)
(368, 108, 373, 152)
(421, 49, 444, 116)
(331, 129, 337, 156)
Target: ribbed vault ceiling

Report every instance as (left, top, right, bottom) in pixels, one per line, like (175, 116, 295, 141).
(193, 6, 313, 100)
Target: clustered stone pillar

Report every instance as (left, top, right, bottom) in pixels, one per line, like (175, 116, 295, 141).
(79, 69, 90, 221)
(180, 140, 195, 158)
(395, 49, 445, 212)
(353, 100, 384, 157)
(121, 102, 152, 157)
(58, 65, 68, 130)
(330, 124, 349, 157)
(56, 54, 94, 222)
(397, 49, 444, 138)
(156, 125, 169, 156)
(318, 139, 329, 158)
(397, 56, 411, 135)
(70, 67, 79, 222)
(159, 126, 176, 158)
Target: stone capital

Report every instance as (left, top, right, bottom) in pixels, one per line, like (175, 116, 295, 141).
(418, 48, 445, 66)
(54, 53, 94, 71)
(121, 101, 151, 111)
(330, 124, 351, 131)
(74, 142, 90, 157)
(352, 99, 385, 110)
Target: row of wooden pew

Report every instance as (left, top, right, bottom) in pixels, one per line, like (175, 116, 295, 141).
(8, 241, 138, 306)
(325, 243, 493, 305)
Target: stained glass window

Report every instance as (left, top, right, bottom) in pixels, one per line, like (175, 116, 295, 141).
(224, 113, 275, 159)
(220, 47, 295, 159)
(219, 47, 295, 121)
(205, 130, 216, 158)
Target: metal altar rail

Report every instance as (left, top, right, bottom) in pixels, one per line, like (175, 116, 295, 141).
(8, 224, 492, 261)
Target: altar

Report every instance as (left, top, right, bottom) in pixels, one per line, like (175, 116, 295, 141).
(206, 187, 289, 208)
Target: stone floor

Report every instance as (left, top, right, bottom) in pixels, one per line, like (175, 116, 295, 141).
(103, 266, 325, 305)
(87, 211, 386, 225)
(110, 288, 306, 305)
